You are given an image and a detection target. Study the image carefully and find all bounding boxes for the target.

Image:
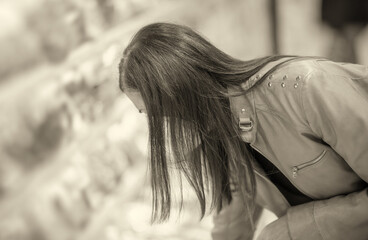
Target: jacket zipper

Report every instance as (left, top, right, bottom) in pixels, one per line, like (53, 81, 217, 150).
(292, 149, 327, 178)
(250, 144, 314, 199)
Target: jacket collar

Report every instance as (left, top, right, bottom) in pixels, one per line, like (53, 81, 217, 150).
(228, 57, 300, 143)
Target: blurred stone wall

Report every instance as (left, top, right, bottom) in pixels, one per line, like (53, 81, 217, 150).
(0, 1, 273, 239)
(0, 0, 155, 79)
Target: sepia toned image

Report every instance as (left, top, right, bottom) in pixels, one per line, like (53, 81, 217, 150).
(0, 0, 367, 240)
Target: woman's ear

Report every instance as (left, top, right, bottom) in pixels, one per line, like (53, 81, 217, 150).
(125, 90, 146, 113)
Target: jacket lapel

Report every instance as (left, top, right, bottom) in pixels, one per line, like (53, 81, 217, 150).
(228, 62, 296, 216)
(228, 85, 257, 144)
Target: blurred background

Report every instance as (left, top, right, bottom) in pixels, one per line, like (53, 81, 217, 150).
(0, 0, 367, 239)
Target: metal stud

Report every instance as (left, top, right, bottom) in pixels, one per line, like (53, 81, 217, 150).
(281, 82, 286, 88)
(268, 74, 273, 80)
(268, 82, 272, 87)
(241, 108, 246, 113)
(296, 75, 301, 81)
(283, 75, 288, 80)
(294, 83, 298, 88)
(255, 74, 261, 80)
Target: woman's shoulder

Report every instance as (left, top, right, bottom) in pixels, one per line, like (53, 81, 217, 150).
(239, 57, 367, 94)
(248, 57, 319, 90)
(269, 58, 368, 109)
(258, 57, 368, 89)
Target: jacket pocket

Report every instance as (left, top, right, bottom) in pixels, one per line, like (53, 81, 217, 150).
(292, 149, 327, 178)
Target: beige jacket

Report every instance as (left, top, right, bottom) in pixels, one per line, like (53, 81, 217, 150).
(212, 58, 368, 240)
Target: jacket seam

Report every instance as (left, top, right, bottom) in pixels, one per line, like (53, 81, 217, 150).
(312, 202, 326, 240)
(286, 211, 293, 240)
(299, 66, 331, 140)
(299, 70, 315, 130)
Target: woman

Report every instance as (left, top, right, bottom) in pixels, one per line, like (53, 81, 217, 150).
(118, 22, 368, 240)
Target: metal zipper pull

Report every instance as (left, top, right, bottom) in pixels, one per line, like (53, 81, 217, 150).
(291, 150, 327, 178)
(292, 167, 298, 178)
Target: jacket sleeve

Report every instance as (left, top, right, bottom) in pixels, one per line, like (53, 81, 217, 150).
(211, 192, 262, 240)
(285, 63, 368, 240)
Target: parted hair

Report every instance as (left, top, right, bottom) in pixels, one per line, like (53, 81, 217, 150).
(118, 22, 293, 226)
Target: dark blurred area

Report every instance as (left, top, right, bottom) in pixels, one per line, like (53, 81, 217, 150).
(0, 0, 367, 240)
(321, 0, 368, 63)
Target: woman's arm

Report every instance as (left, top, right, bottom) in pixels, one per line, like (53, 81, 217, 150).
(258, 62, 368, 240)
(212, 192, 262, 240)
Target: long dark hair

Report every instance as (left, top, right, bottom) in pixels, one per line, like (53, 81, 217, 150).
(118, 22, 293, 226)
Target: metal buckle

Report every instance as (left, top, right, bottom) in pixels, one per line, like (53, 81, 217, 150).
(239, 117, 253, 131)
